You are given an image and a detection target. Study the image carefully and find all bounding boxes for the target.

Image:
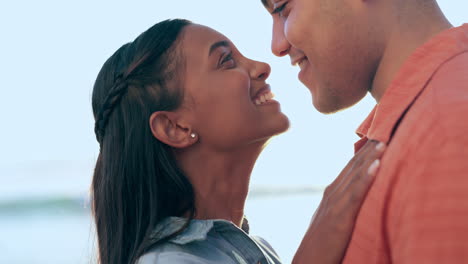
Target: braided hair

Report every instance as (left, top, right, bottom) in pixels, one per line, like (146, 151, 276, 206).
(90, 19, 194, 264)
(94, 73, 127, 144)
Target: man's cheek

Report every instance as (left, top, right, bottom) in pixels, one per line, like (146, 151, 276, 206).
(285, 18, 303, 47)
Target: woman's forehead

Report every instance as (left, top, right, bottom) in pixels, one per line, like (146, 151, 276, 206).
(181, 24, 231, 54)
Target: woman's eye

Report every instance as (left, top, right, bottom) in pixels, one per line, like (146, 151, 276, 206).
(220, 52, 236, 68)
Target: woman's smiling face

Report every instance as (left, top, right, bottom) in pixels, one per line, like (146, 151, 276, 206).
(179, 24, 289, 151)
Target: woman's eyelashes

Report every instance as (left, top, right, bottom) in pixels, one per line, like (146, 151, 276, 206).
(219, 51, 236, 68)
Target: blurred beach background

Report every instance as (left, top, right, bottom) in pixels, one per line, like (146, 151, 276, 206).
(1, 0, 466, 263)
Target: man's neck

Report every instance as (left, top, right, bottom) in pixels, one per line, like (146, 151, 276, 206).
(370, 3, 452, 102)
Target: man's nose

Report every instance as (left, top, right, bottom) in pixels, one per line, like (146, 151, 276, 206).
(271, 18, 291, 57)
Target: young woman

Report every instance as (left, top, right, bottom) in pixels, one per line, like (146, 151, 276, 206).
(91, 19, 384, 264)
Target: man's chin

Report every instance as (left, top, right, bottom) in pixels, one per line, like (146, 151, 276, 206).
(314, 95, 366, 114)
(314, 104, 341, 115)
(312, 96, 347, 114)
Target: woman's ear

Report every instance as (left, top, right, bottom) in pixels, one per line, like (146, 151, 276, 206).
(149, 111, 197, 148)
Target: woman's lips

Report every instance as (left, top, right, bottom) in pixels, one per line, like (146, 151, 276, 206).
(251, 85, 277, 106)
(253, 90, 275, 105)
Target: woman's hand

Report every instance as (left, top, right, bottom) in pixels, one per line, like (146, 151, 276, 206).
(293, 140, 386, 264)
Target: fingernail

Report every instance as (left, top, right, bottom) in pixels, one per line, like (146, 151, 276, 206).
(368, 159, 380, 176)
(376, 142, 386, 151)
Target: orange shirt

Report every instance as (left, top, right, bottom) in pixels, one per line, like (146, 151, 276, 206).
(343, 24, 468, 264)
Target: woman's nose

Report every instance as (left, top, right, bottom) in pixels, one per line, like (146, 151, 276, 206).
(250, 60, 271, 81)
(271, 18, 291, 57)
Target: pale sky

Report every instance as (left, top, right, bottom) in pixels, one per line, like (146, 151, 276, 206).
(0, 1, 467, 263)
(0, 0, 467, 196)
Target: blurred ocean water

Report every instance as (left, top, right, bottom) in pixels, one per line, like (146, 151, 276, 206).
(0, 175, 323, 264)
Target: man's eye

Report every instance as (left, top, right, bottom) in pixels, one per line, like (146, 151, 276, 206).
(273, 3, 288, 17)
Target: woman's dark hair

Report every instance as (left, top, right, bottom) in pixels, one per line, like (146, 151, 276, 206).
(91, 19, 194, 264)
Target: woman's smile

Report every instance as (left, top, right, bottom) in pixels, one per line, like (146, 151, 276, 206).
(251, 84, 278, 106)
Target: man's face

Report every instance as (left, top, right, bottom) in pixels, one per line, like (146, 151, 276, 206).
(262, 0, 383, 113)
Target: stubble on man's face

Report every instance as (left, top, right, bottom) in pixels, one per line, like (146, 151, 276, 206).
(262, 0, 380, 113)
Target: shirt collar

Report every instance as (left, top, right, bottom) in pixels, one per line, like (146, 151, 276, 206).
(356, 24, 468, 145)
(150, 217, 246, 245)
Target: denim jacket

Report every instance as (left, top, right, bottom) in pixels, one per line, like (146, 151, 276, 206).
(137, 217, 282, 264)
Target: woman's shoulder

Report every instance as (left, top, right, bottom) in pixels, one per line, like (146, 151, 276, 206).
(137, 217, 282, 264)
(136, 217, 237, 264)
(251, 236, 282, 264)
(137, 241, 241, 264)
(137, 246, 212, 264)
(252, 236, 278, 255)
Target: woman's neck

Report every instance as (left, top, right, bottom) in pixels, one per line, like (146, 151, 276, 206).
(177, 143, 264, 227)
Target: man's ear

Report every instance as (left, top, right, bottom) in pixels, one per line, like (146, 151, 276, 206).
(149, 111, 197, 148)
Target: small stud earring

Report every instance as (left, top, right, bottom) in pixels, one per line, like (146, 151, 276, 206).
(190, 133, 196, 139)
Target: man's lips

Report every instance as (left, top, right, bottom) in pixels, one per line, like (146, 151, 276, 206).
(291, 56, 307, 66)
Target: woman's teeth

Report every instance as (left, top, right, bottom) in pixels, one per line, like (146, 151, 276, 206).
(254, 90, 275, 105)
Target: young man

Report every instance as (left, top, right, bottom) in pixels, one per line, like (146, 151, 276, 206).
(261, 0, 468, 263)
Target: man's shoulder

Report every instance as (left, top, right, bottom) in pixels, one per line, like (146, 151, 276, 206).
(385, 51, 468, 158)
(428, 51, 468, 107)
(404, 51, 468, 134)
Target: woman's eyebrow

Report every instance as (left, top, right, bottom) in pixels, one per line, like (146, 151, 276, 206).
(209, 40, 230, 56)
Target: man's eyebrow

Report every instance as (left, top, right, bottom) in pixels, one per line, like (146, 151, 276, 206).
(261, 0, 271, 9)
(208, 40, 230, 56)
(261, 0, 277, 14)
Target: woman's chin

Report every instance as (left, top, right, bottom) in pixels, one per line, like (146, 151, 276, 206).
(256, 116, 291, 144)
(270, 113, 291, 135)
